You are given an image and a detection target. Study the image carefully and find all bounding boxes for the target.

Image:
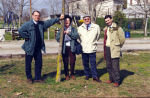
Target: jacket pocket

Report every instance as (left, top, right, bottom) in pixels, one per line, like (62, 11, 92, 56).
(24, 40, 31, 52)
(114, 38, 120, 45)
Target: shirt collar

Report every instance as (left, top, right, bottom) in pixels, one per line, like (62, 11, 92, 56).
(33, 20, 38, 24)
(87, 23, 91, 27)
(109, 24, 112, 28)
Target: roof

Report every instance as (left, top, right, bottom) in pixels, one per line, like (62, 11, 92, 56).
(66, 0, 81, 3)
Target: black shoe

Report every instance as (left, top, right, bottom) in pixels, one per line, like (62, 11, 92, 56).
(93, 77, 102, 83)
(85, 76, 89, 80)
(27, 79, 33, 84)
(34, 79, 45, 83)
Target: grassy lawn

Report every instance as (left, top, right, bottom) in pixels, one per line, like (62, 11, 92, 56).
(0, 51, 150, 97)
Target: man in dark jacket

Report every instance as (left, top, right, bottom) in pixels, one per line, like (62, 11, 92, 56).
(19, 11, 64, 83)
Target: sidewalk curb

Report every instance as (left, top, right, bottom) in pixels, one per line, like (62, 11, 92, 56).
(0, 49, 149, 59)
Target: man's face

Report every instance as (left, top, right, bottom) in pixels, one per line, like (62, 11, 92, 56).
(32, 12, 40, 22)
(65, 18, 71, 27)
(105, 17, 113, 26)
(83, 17, 91, 25)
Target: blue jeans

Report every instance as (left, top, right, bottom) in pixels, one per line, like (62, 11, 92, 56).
(82, 52, 98, 78)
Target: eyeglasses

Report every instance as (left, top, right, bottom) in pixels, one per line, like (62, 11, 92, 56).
(84, 18, 90, 21)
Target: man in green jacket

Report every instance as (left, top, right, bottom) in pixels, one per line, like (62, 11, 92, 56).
(19, 11, 64, 83)
(103, 15, 125, 87)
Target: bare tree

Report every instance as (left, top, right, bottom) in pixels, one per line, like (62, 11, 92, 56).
(139, 0, 150, 37)
(87, 0, 105, 22)
(40, 8, 49, 18)
(22, 10, 30, 22)
(0, 0, 37, 27)
(44, 0, 62, 15)
(66, 0, 104, 22)
(133, 0, 150, 36)
(19, 0, 24, 27)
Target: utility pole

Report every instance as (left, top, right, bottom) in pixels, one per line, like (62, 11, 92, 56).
(30, 0, 32, 19)
(56, 0, 65, 82)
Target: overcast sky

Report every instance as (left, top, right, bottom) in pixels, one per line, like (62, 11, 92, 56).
(32, 0, 62, 15)
(0, 0, 62, 16)
(32, 0, 49, 10)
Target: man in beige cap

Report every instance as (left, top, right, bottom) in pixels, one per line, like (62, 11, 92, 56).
(78, 15, 101, 82)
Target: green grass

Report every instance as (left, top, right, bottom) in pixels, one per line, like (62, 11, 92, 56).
(130, 33, 150, 38)
(0, 51, 150, 97)
(4, 32, 12, 40)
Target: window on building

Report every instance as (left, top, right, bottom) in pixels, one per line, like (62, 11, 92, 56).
(77, 3, 79, 9)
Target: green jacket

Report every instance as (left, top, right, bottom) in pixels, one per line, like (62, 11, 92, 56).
(19, 18, 60, 55)
(104, 23, 125, 58)
(56, 26, 79, 54)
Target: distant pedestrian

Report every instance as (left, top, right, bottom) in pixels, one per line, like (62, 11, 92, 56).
(78, 15, 101, 83)
(19, 11, 64, 84)
(56, 15, 79, 80)
(103, 15, 125, 87)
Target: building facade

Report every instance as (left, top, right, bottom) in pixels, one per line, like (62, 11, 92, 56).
(67, 0, 123, 18)
(123, 0, 150, 18)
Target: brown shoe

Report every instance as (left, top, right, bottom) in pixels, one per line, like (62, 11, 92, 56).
(71, 75, 76, 80)
(93, 77, 102, 83)
(113, 83, 119, 87)
(65, 76, 70, 80)
(105, 80, 112, 84)
(34, 79, 44, 83)
(27, 79, 33, 84)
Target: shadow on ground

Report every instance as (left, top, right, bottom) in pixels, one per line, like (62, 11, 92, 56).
(42, 70, 66, 81)
(120, 70, 134, 84)
(42, 56, 134, 84)
(0, 64, 15, 73)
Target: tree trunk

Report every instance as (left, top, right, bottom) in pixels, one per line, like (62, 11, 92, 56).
(144, 13, 148, 37)
(30, 0, 32, 20)
(56, 0, 65, 82)
(19, 0, 24, 27)
(144, 17, 148, 37)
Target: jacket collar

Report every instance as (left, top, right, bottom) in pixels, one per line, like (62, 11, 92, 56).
(29, 20, 35, 26)
(33, 19, 38, 24)
(112, 22, 117, 28)
(104, 22, 117, 30)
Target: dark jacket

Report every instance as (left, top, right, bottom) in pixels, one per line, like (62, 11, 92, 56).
(56, 26, 79, 54)
(19, 18, 60, 55)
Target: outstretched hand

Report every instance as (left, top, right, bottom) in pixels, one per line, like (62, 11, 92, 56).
(59, 14, 64, 20)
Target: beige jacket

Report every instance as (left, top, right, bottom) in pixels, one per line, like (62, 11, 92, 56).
(104, 23, 125, 58)
(78, 23, 100, 53)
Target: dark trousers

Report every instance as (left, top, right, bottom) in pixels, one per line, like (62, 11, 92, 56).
(62, 46, 76, 76)
(82, 52, 98, 78)
(25, 48, 42, 80)
(105, 46, 120, 83)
